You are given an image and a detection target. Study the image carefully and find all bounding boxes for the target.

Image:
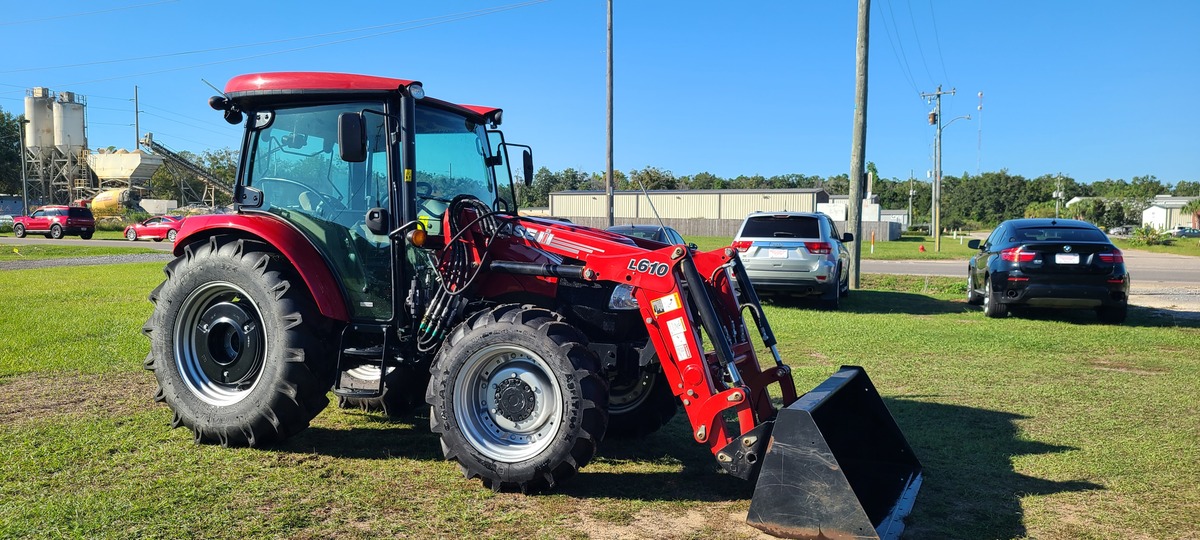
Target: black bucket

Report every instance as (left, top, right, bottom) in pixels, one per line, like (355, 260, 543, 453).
(746, 366, 922, 540)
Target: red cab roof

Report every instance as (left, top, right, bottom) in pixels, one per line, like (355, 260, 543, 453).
(223, 72, 501, 120)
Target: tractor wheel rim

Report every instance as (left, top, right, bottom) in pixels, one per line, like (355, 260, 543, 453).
(174, 281, 266, 406)
(608, 369, 657, 414)
(453, 344, 562, 462)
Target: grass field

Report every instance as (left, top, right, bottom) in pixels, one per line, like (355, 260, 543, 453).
(1, 262, 1198, 539)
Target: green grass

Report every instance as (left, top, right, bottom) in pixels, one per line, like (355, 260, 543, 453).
(2, 264, 1199, 539)
(1112, 237, 1200, 257)
(0, 242, 162, 261)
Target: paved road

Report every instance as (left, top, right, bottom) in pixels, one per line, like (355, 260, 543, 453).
(2, 236, 174, 251)
(861, 249, 1200, 286)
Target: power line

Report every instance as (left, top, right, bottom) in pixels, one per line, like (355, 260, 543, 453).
(873, 0, 921, 98)
(0, 1, 550, 75)
(927, 0, 951, 85)
(904, 1, 935, 86)
(0, 0, 177, 27)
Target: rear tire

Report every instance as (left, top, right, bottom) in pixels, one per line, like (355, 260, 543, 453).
(80, 231, 92, 240)
(983, 277, 1008, 318)
(967, 273, 984, 305)
(143, 235, 335, 447)
(821, 267, 841, 310)
(427, 304, 608, 492)
(13, 224, 25, 238)
(1097, 303, 1128, 324)
(338, 364, 429, 417)
(167, 229, 178, 243)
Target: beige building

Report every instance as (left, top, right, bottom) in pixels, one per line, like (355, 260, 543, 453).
(548, 189, 829, 236)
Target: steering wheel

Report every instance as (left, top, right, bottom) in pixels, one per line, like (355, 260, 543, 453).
(257, 177, 344, 219)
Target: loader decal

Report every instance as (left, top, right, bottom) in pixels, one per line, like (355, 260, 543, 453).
(665, 317, 693, 360)
(650, 292, 682, 316)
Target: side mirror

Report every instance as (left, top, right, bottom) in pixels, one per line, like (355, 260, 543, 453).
(842, 232, 854, 243)
(338, 112, 366, 163)
(967, 239, 981, 250)
(522, 149, 534, 186)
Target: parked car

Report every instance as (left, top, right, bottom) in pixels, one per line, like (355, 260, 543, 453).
(124, 215, 185, 242)
(1168, 226, 1200, 238)
(967, 218, 1129, 323)
(12, 205, 95, 239)
(0, 215, 13, 233)
(732, 211, 852, 309)
(1107, 225, 1136, 236)
(606, 224, 693, 247)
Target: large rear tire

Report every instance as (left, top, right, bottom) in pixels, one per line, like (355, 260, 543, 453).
(427, 304, 608, 492)
(983, 276, 1008, 318)
(1097, 303, 1128, 324)
(338, 364, 429, 417)
(143, 235, 335, 447)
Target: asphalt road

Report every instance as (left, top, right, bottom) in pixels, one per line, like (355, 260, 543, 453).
(861, 249, 1200, 287)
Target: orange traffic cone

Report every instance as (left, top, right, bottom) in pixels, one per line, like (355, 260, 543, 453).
(919, 245, 926, 253)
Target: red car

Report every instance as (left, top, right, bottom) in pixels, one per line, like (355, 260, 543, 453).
(123, 215, 185, 242)
(13, 205, 95, 239)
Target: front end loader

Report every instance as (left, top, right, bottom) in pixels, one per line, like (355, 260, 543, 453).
(143, 72, 921, 539)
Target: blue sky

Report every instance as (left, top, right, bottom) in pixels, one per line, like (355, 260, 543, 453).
(2, 1, 1197, 185)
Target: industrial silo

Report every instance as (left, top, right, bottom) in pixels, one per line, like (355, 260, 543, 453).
(53, 91, 87, 155)
(23, 87, 55, 158)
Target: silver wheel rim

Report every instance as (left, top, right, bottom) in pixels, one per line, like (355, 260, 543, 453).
(984, 278, 992, 309)
(168, 230, 177, 242)
(127, 230, 136, 240)
(453, 344, 563, 462)
(968, 275, 974, 301)
(173, 281, 266, 406)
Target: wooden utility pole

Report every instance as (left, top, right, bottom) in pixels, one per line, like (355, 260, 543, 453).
(921, 85, 956, 252)
(605, 0, 614, 227)
(847, 0, 870, 289)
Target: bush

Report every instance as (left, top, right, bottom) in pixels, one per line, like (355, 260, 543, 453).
(1127, 226, 1173, 246)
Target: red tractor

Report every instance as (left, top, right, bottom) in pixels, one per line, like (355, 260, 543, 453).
(144, 72, 921, 539)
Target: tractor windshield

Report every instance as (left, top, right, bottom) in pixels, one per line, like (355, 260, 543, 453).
(414, 104, 512, 233)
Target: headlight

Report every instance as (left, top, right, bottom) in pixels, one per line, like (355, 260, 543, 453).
(607, 284, 639, 310)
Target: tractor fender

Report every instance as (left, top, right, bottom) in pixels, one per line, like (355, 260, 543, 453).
(172, 213, 350, 322)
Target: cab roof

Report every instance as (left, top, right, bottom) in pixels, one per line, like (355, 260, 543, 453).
(223, 72, 500, 121)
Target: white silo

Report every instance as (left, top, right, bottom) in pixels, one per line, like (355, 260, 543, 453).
(23, 87, 56, 158)
(53, 91, 87, 155)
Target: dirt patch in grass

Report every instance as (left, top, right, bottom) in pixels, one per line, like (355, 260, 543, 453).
(1087, 360, 1169, 376)
(574, 505, 774, 540)
(0, 371, 157, 426)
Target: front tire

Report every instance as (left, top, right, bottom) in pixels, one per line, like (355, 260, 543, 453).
(126, 229, 138, 241)
(606, 365, 677, 438)
(427, 304, 608, 492)
(50, 224, 63, 239)
(143, 235, 335, 447)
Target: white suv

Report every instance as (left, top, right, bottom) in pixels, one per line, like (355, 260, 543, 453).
(732, 211, 853, 309)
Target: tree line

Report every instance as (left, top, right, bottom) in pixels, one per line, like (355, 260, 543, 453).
(2, 106, 1196, 228)
(519, 165, 1200, 230)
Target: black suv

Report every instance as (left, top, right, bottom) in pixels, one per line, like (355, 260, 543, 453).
(967, 218, 1129, 323)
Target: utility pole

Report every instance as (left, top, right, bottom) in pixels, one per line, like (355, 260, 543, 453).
(134, 85, 141, 150)
(908, 170, 914, 232)
(18, 118, 29, 216)
(921, 85, 955, 252)
(605, 0, 615, 227)
(847, 0, 870, 289)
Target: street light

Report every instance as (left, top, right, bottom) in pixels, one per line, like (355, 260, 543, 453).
(932, 114, 970, 251)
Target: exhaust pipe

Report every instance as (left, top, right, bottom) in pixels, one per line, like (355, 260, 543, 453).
(746, 366, 922, 540)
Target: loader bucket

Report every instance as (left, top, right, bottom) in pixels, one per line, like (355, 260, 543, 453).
(746, 366, 922, 540)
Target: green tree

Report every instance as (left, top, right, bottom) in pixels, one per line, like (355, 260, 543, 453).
(1172, 181, 1200, 197)
(680, 171, 725, 190)
(1182, 199, 1200, 227)
(0, 107, 22, 195)
(623, 166, 677, 191)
